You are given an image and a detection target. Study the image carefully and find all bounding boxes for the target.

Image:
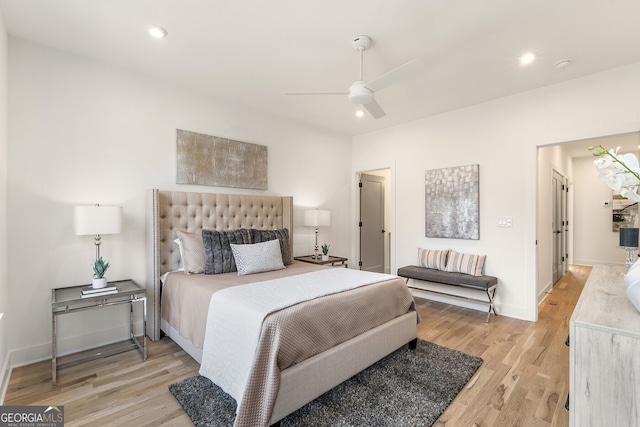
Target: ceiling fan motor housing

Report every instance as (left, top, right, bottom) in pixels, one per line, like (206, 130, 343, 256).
(348, 81, 374, 104)
(352, 35, 372, 51)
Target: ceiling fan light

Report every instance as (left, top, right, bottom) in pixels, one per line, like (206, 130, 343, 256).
(355, 110, 365, 118)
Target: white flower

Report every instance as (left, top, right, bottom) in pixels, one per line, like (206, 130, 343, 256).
(590, 145, 640, 201)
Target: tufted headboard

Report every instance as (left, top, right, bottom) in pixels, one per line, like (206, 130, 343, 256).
(145, 189, 293, 341)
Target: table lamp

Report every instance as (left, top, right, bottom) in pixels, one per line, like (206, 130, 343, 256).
(74, 204, 123, 261)
(619, 227, 639, 272)
(303, 209, 331, 259)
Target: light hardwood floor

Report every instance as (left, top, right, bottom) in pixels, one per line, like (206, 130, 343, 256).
(5, 265, 589, 426)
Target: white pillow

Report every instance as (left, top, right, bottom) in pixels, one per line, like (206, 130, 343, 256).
(230, 239, 285, 276)
(173, 238, 185, 271)
(175, 230, 205, 274)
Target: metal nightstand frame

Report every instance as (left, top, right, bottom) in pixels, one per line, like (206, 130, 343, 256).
(51, 279, 147, 387)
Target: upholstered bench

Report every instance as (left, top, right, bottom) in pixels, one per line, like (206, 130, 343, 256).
(397, 265, 498, 322)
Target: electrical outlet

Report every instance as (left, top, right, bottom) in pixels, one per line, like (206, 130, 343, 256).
(603, 200, 610, 207)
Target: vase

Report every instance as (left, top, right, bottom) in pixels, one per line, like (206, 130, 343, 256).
(322, 254, 329, 261)
(92, 277, 108, 289)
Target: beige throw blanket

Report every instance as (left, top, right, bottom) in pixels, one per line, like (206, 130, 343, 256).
(199, 268, 417, 427)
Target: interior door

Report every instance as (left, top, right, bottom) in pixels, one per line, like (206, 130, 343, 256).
(552, 170, 567, 284)
(359, 173, 385, 272)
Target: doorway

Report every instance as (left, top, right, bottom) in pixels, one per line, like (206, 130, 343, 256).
(359, 171, 389, 273)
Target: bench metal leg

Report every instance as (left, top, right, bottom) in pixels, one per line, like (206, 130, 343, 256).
(404, 276, 499, 323)
(485, 287, 498, 323)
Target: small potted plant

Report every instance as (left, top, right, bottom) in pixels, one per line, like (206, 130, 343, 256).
(321, 244, 330, 261)
(92, 256, 110, 289)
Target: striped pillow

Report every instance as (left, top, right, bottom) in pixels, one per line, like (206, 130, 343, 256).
(445, 250, 486, 276)
(417, 248, 449, 270)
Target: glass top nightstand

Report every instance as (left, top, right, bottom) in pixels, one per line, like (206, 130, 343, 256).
(294, 255, 348, 268)
(51, 279, 147, 387)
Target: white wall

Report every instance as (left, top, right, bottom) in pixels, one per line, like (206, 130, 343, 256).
(572, 155, 625, 265)
(0, 7, 9, 400)
(7, 38, 352, 365)
(352, 62, 640, 321)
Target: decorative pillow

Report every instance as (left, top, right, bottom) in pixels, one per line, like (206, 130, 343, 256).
(417, 248, 449, 270)
(250, 228, 292, 265)
(173, 238, 184, 270)
(231, 239, 285, 276)
(202, 229, 251, 274)
(175, 231, 205, 274)
(445, 250, 486, 276)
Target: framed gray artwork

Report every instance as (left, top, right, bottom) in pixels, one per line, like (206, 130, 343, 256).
(425, 164, 479, 239)
(176, 129, 268, 190)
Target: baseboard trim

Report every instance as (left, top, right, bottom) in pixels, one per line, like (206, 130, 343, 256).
(9, 320, 146, 369)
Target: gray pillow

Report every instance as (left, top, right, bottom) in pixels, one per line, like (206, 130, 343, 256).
(202, 229, 251, 274)
(250, 228, 291, 265)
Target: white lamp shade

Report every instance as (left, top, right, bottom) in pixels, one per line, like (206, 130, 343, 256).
(303, 209, 331, 227)
(74, 205, 123, 236)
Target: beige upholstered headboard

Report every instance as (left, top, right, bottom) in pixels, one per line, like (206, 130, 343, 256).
(145, 189, 293, 341)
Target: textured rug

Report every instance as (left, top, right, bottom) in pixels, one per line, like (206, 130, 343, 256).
(169, 339, 483, 427)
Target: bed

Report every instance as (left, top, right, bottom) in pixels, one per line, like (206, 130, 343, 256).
(145, 189, 418, 426)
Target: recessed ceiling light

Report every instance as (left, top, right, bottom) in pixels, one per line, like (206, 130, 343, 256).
(355, 110, 365, 118)
(519, 52, 536, 65)
(148, 25, 168, 39)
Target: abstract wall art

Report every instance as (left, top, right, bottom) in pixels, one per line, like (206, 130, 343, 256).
(425, 164, 479, 240)
(176, 129, 268, 190)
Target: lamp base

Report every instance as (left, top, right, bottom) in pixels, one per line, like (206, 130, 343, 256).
(313, 227, 320, 259)
(624, 247, 637, 272)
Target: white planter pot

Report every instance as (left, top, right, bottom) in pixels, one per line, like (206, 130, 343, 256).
(322, 255, 329, 261)
(92, 277, 108, 289)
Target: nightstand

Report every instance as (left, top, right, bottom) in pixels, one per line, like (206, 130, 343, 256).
(294, 255, 348, 268)
(51, 279, 147, 387)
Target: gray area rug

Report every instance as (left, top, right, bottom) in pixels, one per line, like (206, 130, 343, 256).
(169, 339, 483, 427)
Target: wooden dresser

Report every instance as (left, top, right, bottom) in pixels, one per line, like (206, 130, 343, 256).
(569, 264, 640, 426)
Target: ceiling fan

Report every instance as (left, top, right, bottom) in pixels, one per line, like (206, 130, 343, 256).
(286, 35, 423, 119)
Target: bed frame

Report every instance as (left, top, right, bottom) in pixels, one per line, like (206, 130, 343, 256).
(145, 189, 417, 424)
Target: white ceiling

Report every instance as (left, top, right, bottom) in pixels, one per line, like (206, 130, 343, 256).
(2, 0, 640, 136)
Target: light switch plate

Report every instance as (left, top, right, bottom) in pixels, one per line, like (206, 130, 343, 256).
(498, 217, 513, 228)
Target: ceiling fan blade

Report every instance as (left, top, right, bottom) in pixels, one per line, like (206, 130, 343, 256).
(366, 59, 424, 92)
(363, 98, 386, 119)
(285, 91, 348, 95)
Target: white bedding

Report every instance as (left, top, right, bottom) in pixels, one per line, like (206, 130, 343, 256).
(198, 268, 396, 402)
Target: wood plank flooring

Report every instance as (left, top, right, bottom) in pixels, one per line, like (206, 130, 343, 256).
(4, 265, 589, 426)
